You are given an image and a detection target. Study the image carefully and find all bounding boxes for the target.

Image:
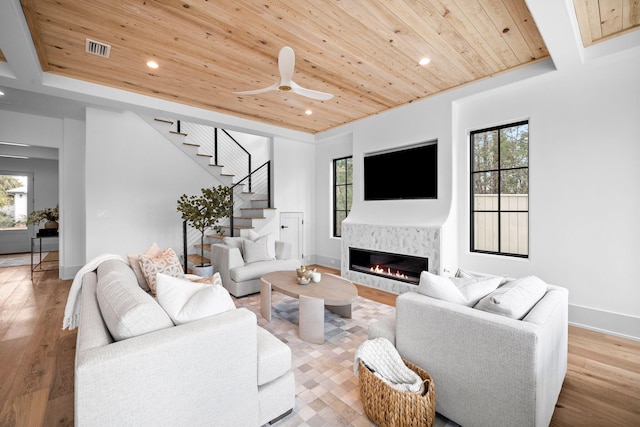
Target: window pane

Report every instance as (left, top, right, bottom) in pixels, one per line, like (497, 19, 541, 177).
(500, 124, 528, 169)
(0, 175, 28, 230)
(500, 169, 528, 194)
(336, 185, 346, 210)
(473, 130, 499, 171)
(335, 211, 347, 237)
(346, 158, 353, 184)
(346, 185, 352, 212)
(336, 159, 346, 185)
(500, 194, 528, 211)
(501, 212, 528, 255)
(473, 212, 498, 252)
(473, 171, 499, 196)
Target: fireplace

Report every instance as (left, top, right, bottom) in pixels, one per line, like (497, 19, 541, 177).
(349, 248, 428, 285)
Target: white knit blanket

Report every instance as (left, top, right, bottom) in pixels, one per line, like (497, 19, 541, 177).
(354, 337, 425, 394)
(62, 254, 128, 330)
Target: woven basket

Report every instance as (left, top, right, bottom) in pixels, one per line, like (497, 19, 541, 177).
(358, 358, 436, 427)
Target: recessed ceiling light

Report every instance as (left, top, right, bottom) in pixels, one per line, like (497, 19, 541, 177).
(147, 61, 159, 69)
(0, 141, 29, 147)
(0, 90, 4, 96)
(419, 57, 431, 66)
(305, 110, 313, 115)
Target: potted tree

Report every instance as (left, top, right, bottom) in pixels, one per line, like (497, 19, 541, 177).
(177, 185, 233, 277)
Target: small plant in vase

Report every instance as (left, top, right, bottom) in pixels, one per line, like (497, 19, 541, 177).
(177, 186, 233, 276)
(27, 204, 59, 234)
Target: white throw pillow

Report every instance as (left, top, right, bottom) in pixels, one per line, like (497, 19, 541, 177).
(417, 271, 502, 306)
(455, 268, 511, 285)
(243, 236, 274, 263)
(247, 231, 276, 259)
(155, 273, 235, 325)
(474, 275, 547, 319)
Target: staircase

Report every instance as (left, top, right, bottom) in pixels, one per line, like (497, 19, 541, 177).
(142, 115, 275, 270)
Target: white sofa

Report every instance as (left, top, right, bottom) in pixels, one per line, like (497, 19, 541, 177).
(75, 259, 294, 426)
(211, 239, 300, 297)
(369, 280, 568, 427)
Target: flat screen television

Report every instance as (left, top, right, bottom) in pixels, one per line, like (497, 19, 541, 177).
(364, 141, 437, 200)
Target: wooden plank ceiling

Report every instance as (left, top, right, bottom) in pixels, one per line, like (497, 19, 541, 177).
(573, 0, 640, 46)
(12, 1, 632, 134)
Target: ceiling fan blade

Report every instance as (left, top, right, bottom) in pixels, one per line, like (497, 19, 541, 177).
(234, 81, 280, 95)
(291, 81, 334, 101)
(278, 46, 295, 85)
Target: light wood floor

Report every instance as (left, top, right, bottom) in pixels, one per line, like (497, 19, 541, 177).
(0, 259, 638, 426)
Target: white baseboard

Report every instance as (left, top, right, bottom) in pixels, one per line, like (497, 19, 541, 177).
(312, 254, 341, 270)
(60, 265, 81, 280)
(569, 303, 640, 342)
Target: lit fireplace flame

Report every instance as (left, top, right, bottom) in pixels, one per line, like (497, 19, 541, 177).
(370, 265, 409, 280)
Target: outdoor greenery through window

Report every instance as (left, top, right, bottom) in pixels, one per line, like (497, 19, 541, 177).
(333, 156, 352, 238)
(0, 174, 28, 231)
(471, 121, 529, 257)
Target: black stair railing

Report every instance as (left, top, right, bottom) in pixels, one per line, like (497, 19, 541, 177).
(228, 161, 271, 237)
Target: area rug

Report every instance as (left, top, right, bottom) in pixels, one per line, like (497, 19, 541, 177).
(234, 291, 459, 427)
(0, 252, 48, 268)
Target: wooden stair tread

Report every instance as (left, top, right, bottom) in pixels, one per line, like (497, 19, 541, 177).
(183, 141, 200, 147)
(170, 131, 187, 136)
(187, 254, 210, 265)
(154, 118, 174, 124)
(194, 243, 212, 250)
(206, 233, 226, 239)
(196, 153, 213, 157)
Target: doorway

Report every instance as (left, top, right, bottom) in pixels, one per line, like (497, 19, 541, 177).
(0, 172, 33, 254)
(279, 212, 304, 261)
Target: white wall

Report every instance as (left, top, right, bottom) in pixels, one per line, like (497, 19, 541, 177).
(84, 108, 218, 260)
(60, 118, 86, 277)
(456, 53, 640, 339)
(273, 137, 315, 264)
(313, 132, 353, 268)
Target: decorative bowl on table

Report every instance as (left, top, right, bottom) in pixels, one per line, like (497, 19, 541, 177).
(298, 276, 311, 285)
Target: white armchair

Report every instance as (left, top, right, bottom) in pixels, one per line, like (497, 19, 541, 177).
(211, 238, 300, 297)
(369, 284, 568, 427)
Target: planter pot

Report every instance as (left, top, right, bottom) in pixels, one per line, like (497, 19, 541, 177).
(44, 220, 59, 230)
(191, 264, 214, 277)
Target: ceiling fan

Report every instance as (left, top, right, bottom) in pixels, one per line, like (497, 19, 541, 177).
(234, 46, 333, 101)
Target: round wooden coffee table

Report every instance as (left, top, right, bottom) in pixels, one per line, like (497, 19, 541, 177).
(260, 270, 358, 344)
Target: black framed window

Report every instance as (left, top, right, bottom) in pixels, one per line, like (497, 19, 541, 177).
(470, 121, 529, 257)
(333, 156, 352, 238)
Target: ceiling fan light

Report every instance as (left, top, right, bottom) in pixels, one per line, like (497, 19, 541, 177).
(147, 60, 159, 69)
(419, 57, 431, 66)
(305, 110, 312, 115)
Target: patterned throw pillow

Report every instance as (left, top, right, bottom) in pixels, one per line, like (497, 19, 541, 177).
(127, 242, 162, 291)
(139, 247, 183, 295)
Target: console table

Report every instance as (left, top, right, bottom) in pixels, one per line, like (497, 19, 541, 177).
(31, 235, 58, 279)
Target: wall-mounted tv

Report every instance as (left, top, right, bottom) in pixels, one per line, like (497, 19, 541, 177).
(364, 141, 437, 200)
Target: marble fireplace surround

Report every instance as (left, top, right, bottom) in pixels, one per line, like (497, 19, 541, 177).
(341, 222, 440, 294)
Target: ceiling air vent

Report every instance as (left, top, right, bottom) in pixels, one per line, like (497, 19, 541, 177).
(85, 38, 111, 58)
